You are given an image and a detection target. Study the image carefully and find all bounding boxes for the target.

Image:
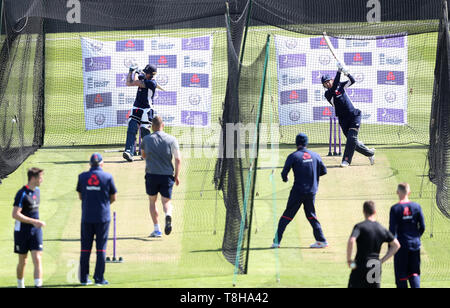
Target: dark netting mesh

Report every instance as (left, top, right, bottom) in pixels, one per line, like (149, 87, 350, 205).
(0, 9, 45, 182)
(429, 0, 450, 219)
(215, 1, 255, 273)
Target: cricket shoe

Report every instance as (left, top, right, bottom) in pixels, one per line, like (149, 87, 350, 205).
(123, 151, 133, 162)
(81, 279, 93, 286)
(369, 149, 375, 165)
(165, 215, 172, 235)
(270, 242, 280, 249)
(310, 241, 328, 249)
(149, 230, 162, 238)
(95, 280, 109, 286)
(340, 161, 350, 168)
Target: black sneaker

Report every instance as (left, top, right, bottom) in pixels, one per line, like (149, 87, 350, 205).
(165, 215, 172, 235)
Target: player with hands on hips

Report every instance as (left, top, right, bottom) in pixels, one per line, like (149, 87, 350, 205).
(123, 64, 165, 162)
(322, 62, 375, 167)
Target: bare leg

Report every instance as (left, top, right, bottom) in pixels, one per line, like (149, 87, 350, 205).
(148, 194, 159, 225)
(31, 250, 43, 287)
(17, 253, 28, 280)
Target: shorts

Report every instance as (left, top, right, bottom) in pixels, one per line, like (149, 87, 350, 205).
(348, 259, 382, 288)
(14, 227, 43, 254)
(145, 173, 175, 199)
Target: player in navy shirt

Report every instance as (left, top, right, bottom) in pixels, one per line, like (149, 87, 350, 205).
(77, 153, 117, 285)
(272, 133, 328, 249)
(12, 167, 45, 288)
(322, 64, 375, 167)
(123, 64, 165, 162)
(389, 183, 425, 288)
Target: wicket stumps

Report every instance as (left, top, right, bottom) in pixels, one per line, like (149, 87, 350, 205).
(106, 212, 123, 263)
(328, 117, 342, 156)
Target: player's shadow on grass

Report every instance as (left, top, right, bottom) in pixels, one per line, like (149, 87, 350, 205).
(40, 160, 134, 165)
(189, 246, 310, 253)
(45, 236, 155, 242)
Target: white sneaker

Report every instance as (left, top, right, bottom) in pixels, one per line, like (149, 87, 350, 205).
(368, 149, 375, 165)
(149, 230, 162, 238)
(310, 241, 328, 248)
(123, 151, 133, 162)
(340, 161, 350, 168)
(271, 242, 280, 249)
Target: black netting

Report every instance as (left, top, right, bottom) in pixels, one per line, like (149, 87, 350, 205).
(0, 9, 45, 181)
(429, 0, 450, 219)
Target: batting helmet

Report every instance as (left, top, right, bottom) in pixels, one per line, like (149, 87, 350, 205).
(321, 74, 332, 84)
(143, 64, 157, 75)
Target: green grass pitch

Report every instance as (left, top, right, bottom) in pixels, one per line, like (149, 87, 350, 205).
(0, 28, 449, 288)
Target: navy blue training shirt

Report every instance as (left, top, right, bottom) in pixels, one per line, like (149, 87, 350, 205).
(281, 147, 327, 194)
(77, 167, 117, 224)
(324, 71, 358, 120)
(389, 201, 425, 251)
(13, 186, 40, 232)
(134, 78, 157, 109)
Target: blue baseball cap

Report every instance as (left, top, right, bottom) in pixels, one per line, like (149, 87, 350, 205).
(90, 153, 103, 166)
(321, 74, 332, 84)
(296, 133, 308, 147)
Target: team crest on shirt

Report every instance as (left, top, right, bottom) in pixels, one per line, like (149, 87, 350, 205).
(402, 206, 412, 220)
(302, 152, 312, 162)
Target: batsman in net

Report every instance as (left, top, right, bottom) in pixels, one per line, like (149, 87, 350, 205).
(322, 62, 375, 167)
(123, 64, 165, 162)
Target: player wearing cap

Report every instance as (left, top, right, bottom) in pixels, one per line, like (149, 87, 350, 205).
(76, 153, 117, 286)
(12, 167, 45, 288)
(123, 64, 165, 162)
(322, 65, 375, 167)
(389, 183, 425, 288)
(272, 133, 328, 249)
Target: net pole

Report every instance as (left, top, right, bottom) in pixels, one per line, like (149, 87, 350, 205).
(243, 34, 271, 275)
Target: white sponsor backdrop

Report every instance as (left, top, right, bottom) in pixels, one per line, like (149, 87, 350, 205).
(81, 36, 212, 130)
(274, 35, 408, 126)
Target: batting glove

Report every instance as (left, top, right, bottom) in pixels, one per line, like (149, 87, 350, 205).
(337, 62, 349, 76)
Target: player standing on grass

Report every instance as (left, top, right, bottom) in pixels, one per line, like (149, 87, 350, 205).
(123, 64, 165, 162)
(322, 64, 375, 167)
(271, 133, 328, 249)
(347, 201, 400, 288)
(77, 153, 117, 286)
(389, 183, 425, 288)
(141, 116, 181, 238)
(12, 168, 45, 288)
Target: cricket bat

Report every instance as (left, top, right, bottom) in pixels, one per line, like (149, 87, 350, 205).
(322, 32, 349, 73)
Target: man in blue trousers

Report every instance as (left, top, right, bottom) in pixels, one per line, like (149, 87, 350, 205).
(272, 133, 328, 249)
(77, 153, 117, 286)
(389, 183, 425, 288)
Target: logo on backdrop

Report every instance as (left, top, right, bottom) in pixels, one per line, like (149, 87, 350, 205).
(181, 110, 208, 126)
(377, 71, 405, 85)
(116, 40, 144, 52)
(377, 108, 404, 123)
(182, 37, 210, 50)
(278, 54, 306, 69)
(344, 52, 372, 66)
(149, 55, 177, 68)
(181, 73, 209, 88)
(84, 57, 111, 72)
(86, 93, 112, 109)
